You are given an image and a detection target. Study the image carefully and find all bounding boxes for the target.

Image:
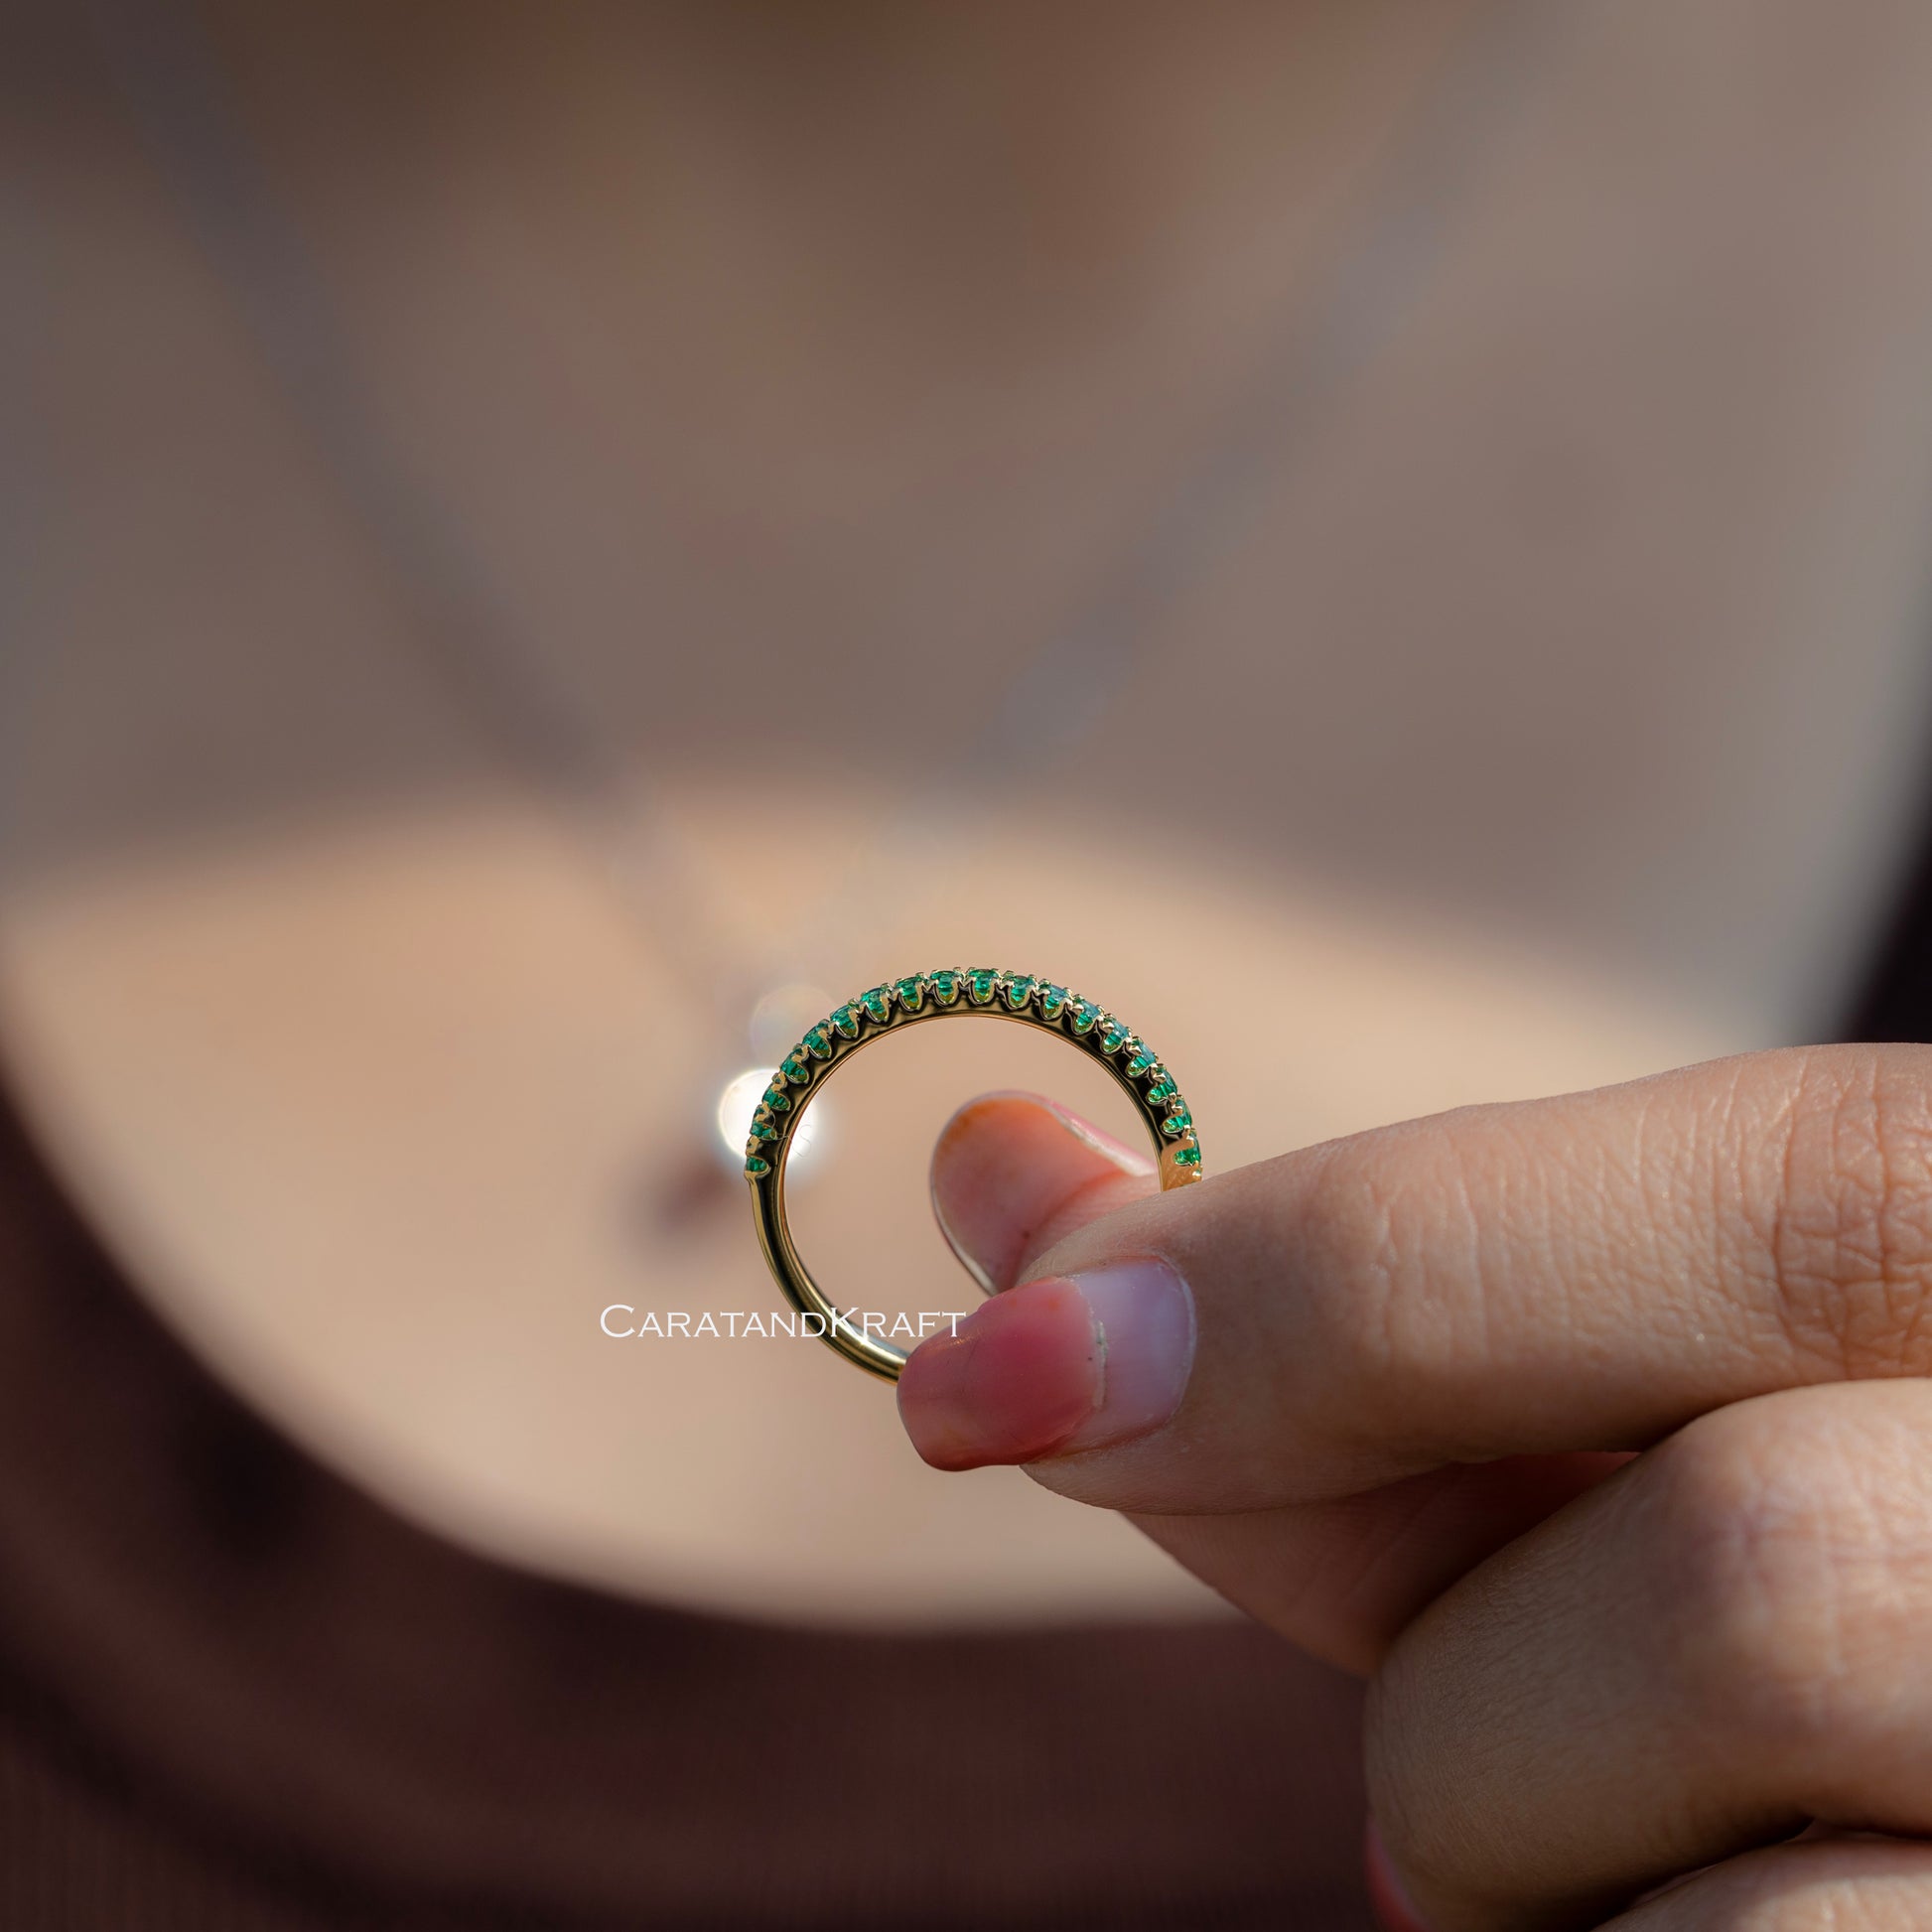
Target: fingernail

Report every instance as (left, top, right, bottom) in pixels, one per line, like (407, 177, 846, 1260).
(1364, 1820, 1434, 1932)
(897, 1258, 1194, 1471)
(1038, 1098, 1157, 1178)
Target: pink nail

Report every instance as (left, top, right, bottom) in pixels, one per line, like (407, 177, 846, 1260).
(897, 1259, 1194, 1471)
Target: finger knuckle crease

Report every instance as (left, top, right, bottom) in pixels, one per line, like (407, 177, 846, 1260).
(1652, 1412, 1900, 1753)
(1763, 1054, 1932, 1379)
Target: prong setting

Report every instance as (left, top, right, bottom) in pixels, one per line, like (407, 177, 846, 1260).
(745, 969, 1201, 1183)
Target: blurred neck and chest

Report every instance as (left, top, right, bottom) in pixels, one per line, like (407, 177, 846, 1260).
(7, 0, 1932, 1624)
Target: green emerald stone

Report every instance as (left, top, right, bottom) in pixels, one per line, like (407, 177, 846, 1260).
(1038, 983, 1069, 1020)
(860, 985, 893, 1024)
(745, 1154, 771, 1177)
(1099, 1022, 1132, 1055)
(1069, 999, 1101, 1036)
(894, 975, 926, 1013)
(748, 1116, 778, 1143)
(1003, 974, 1036, 1011)
(928, 969, 964, 1006)
(1126, 1045, 1160, 1078)
(1160, 1108, 1192, 1138)
(802, 1025, 835, 1060)
(1173, 1144, 1201, 1168)
(1145, 1076, 1177, 1106)
(830, 1004, 862, 1039)
(779, 1053, 811, 1086)
(967, 969, 1000, 1006)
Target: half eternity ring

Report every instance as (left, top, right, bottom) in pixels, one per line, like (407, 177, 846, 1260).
(747, 969, 1201, 1381)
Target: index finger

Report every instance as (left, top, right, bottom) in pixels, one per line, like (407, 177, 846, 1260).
(897, 1044, 1932, 1514)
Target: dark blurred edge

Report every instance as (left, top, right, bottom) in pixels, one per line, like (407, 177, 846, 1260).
(1842, 713, 1932, 1042)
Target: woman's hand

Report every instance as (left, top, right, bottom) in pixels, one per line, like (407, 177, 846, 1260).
(896, 1046, 1932, 1930)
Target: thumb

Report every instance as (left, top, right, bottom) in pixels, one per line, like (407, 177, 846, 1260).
(927, 1089, 1158, 1294)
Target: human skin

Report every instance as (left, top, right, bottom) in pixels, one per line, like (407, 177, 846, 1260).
(897, 1048, 1932, 1930)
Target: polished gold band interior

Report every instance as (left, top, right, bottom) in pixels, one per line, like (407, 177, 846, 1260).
(748, 970, 1201, 1381)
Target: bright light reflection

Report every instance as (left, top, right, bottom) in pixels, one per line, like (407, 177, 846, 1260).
(715, 1066, 829, 1176)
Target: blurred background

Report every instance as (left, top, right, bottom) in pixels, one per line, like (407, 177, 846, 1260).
(7, 0, 1932, 1636)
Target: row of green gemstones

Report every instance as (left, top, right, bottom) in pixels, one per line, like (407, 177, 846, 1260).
(745, 971, 1199, 1175)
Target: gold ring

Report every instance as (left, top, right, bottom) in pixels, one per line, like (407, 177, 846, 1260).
(747, 969, 1202, 1380)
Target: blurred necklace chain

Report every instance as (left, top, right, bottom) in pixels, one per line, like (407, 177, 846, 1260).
(84, 0, 1559, 1149)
